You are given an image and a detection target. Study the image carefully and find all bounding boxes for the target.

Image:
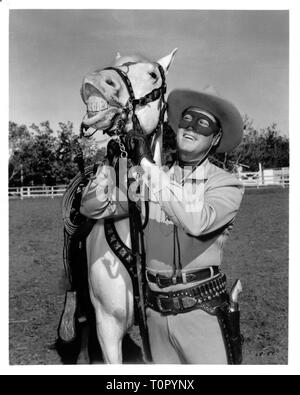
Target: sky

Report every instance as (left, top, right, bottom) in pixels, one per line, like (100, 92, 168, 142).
(9, 9, 289, 140)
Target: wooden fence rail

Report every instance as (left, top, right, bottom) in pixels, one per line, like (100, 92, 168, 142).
(238, 168, 289, 188)
(9, 185, 67, 199)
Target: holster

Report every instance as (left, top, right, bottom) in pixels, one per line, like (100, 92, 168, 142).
(216, 304, 243, 365)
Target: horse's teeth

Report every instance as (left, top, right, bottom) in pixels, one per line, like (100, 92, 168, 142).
(101, 100, 109, 111)
(87, 96, 108, 112)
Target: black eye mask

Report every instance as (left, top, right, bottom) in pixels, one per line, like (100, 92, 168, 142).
(178, 109, 221, 136)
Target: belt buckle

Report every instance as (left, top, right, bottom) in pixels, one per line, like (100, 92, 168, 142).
(155, 273, 178, 288)
(156, 294, 198, 314)
(181, 296, 197, 310)
(155, 274, 166, 288)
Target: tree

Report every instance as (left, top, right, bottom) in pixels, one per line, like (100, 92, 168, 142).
(212, 116, 289, 171)
(55, 122, 101, 184)
(9, 120, 104, 186)
(54, 122, 80, 184)
(259, 123, 289, 169)
(9, 121, 31, 153)
(9, 122, 34, 185)
(27, 121, 58, 185)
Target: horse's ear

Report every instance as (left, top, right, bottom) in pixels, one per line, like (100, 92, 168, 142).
(115, 52, 122, 59)
(157, 48, 178, 74)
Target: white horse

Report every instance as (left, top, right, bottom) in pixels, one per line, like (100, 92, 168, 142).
(80, 50, 177, 363)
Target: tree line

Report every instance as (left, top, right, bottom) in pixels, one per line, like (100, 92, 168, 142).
(9, 121, 105, 186)
(9, 117, 289, 187)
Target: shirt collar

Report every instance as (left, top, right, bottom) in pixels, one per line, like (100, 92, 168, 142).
(170, 158, 211, 182)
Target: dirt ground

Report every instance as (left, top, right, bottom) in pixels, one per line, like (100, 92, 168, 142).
(9, 187, 289, 365)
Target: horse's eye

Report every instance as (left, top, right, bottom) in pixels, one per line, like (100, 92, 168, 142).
(106, 78, 114, 86)
(149, 72, 157, 80)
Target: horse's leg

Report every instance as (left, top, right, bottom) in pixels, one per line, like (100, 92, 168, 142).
(86, 224, 134, 364)
(91, 297, 125, 363)
(88, 260, 134, 363)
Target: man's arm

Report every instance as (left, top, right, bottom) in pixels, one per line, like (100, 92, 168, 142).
(141, 159, 244, 236)
(80, 163, 128, 220)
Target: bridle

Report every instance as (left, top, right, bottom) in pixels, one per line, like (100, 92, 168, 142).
(80, 61, 167, 156)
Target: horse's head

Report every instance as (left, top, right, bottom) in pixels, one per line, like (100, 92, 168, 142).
(80, 49, 177, 137)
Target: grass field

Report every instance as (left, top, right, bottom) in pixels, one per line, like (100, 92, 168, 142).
(9, 187, 289, 365)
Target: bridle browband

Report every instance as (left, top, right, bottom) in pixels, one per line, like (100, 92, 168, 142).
(80, 61, 167, 142)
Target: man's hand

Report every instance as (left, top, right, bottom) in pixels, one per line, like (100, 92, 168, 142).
(125, 131, 154, 165)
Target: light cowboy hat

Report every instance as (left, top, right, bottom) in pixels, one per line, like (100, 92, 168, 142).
(167, 88, 244, 153)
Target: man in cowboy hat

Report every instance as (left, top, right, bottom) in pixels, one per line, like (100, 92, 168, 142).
(124, 88, 245, 364)
(80, 88, 244, 364)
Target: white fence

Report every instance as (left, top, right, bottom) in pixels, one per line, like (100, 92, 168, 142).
(9, 185, 67, 199)
(238, 167, 289, 188)
(8, 167, 289, 198)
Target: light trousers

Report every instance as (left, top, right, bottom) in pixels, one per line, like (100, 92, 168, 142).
(147, 307, 227, 364)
